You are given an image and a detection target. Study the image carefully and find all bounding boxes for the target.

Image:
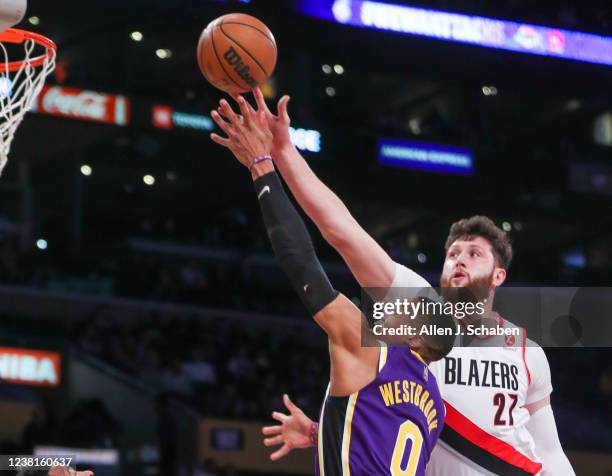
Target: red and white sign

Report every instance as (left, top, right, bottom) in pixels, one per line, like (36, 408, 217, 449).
(152, 104, 173, 129)
(0, 347, 61, 387)
(32, 86, 130, 126)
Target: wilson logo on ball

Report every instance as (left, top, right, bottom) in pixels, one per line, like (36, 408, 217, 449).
(223, 47, 258, 88)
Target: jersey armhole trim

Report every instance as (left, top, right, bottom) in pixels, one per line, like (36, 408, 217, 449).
(318, 384, 330, 476)
(378, 341, 388, 373)
(521, 327, 531, 386)
(411, 349, 427, 365)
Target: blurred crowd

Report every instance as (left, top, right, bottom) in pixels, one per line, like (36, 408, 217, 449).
(76, 312, 328, 421)
(0, 222, 357, 318)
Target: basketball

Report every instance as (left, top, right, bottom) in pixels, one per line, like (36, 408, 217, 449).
(197, 13, 277, 94)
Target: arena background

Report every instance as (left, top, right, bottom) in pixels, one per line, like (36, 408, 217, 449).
(0, 0, 611, 474)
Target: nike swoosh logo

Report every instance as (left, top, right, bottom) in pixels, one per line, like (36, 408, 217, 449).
(257, 186, 271, 200)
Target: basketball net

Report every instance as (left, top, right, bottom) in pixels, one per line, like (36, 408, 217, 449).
(0, 28, 56, 175)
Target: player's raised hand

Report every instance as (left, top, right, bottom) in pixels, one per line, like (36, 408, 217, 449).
(210, 96, 273, 169)
(261, 394, 315, 461)
(251, 88, 292, 156)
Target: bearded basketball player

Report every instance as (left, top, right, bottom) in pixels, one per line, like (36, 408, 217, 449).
(226, 89, 575, 476)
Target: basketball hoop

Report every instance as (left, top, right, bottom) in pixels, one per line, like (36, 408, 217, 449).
(0, 28, 56, 174)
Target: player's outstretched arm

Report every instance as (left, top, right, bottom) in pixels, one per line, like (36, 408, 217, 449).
(261, 394, 317, 461)
(218, 88, 396, 290)
(210, 98, 379, 393)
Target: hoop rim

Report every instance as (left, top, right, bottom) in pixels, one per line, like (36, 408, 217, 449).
(0, 28, 56, 72)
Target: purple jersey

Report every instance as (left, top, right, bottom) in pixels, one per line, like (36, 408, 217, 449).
(316, 346, 445, 476)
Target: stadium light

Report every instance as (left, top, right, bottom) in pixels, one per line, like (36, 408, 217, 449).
(156, 49, 172, 59)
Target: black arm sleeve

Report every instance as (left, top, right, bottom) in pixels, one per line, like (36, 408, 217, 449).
(253, 171, 338, 315)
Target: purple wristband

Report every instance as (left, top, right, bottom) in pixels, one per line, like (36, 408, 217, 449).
(309, 422, 319, 447)
(249, 154, 272, 170)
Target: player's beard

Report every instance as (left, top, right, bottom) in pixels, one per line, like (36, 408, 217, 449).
(440, 270, 494, 306)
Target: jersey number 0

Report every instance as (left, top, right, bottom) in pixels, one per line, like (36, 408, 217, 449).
(390, 420, 424, 475)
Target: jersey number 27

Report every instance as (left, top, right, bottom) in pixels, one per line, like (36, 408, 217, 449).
(494, 393, 518, 426)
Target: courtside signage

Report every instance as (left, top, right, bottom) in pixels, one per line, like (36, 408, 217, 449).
(32, 86, 130, 126)
(289, 126, 321, 153)
(152, 105, 322, 153)
(378, 138, 474, 175)
(152, 105, 214, 131)
(297, 0, 612, 67)
(0, 347, 61, 387)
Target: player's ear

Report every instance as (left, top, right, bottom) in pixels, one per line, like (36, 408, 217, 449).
(492, 267, 506, 287)
(407, 335, 426, 353)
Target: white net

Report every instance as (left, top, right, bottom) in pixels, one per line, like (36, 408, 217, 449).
(0, 30, 55, 175)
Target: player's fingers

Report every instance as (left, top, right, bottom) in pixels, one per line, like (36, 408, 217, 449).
(210, 133, 231, 147)
(272, 411, 289, 423)
(270, 444, 291, 461)
(283, 393, 299, 413)
(277, 95, 291, 124)
(262, 425, 282, 435)
(219, 99, 241, 125)
(253, 87, 272, 115)
(211, 110, 233, 135)
(233, 93, 257, 115)
(235, 95, 253, 127)
(263, 435, 284, 447)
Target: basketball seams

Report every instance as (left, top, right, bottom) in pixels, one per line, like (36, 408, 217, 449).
(219, 21, 277, 52)
(219, 22, 270, 77)
(210, 25, 247, 91)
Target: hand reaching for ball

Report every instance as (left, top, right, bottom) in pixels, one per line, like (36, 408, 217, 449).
(210, 88, 292, 167)
(251, 88, 292, 157)
(210, 94, 274, 169)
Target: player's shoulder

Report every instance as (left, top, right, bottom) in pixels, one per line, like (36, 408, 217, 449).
(506, 317, 546, 356)
(386, 262, 439, 303)
(522, 338, 551, 378)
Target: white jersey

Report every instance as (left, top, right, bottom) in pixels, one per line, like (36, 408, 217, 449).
(390, 263, 553, 476)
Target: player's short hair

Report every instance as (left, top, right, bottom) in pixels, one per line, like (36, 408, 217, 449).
(444, 215, 513, 269)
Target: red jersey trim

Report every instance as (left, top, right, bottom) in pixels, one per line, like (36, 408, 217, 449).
(521, 327, 531, 385)
(444, 400, 543, 474)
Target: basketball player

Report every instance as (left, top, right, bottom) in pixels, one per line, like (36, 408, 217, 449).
(213, 89, 575, 475)
(210, 96, 456, 475)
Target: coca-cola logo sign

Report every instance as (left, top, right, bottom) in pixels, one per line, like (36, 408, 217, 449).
(33, 86, 130, 126)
